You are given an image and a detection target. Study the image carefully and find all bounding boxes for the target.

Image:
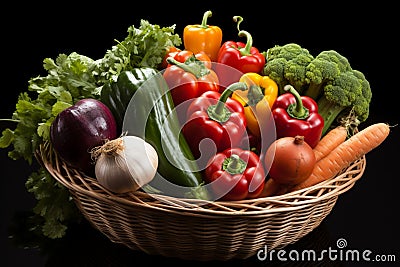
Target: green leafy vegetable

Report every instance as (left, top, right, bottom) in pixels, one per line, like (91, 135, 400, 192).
(96, 19, 182, 83)
(25, 168, 81, 239)
(1, 19, 181, 239)
(263, 43, 314, 95)
(2, 53, 98, 164)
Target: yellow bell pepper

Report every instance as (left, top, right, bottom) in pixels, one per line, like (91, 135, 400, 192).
(232, 72, 278, 138)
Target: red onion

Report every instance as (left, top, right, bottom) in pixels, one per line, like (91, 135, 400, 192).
(50, 98, 117, 174)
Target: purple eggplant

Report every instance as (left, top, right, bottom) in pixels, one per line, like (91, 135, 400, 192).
(50, 98, 117, 174)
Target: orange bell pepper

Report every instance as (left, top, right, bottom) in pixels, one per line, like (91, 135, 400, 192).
(232, 72, 278, 138)
(183, 10, 222, 62)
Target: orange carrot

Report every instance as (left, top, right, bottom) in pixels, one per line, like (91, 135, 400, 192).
(290, 122, 390, 192)
(314, 125, 348, 161)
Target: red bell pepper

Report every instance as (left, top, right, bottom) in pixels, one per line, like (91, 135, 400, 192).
(216, 16, 265, 91)
(160, 46, 181, 69)
(182, 82, 248, 160)
(163, 50, 220, 108)
(271, 85, 324, 148)
(204, 147, 265, 200)
(168, 49, 212, 69)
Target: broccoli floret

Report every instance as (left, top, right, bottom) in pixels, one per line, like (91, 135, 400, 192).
(263, 43, 314, 94)
(263, 57, 286, 91)
(306, 51, 372, 134)
(285, 52, 314, 92)
(314, 50, 352, 72)
(304, 50, 352, 99)
(352, 69, 372, 122)
(317, 70, 363, 135)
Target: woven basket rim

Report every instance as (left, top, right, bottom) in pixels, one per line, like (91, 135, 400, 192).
(37, 141, 366, 216)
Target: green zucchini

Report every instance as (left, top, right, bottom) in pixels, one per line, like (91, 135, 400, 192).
(100, 68, 209, 199)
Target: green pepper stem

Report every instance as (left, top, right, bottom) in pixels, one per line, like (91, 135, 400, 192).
(284, 85, 309, 120)
(166, 56, 209, 79)
(223, 154, 247, 175)
(200, 10, 212, 28)
(233, 16, 253, 56)
(233, 16, 243, 32)
(207, 82, 248, 123)
(237, 30, 253, 56)
(247, 84, 264, 106)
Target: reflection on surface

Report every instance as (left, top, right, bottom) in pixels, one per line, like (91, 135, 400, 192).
(8, 210, 344, 267)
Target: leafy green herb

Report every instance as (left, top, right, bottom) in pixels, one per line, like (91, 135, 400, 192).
(1, 53, 98, 164)
(97, 19, 182, 83)
(1, 19, 181, 239)
(25, 168, 82, 239)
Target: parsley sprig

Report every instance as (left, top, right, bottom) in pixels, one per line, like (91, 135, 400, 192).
(1, 20, 181, 239)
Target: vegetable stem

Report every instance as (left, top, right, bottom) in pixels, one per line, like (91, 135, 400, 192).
(233, 16, 253, 56)
(200, 10, 212, 28)
(284, 85, 309, 120)
(0, 118, 20, 123)
(247, 84, 264, 106)
(294, 135, 305, 145)
(233, 16, 243, 32)
(207, 82, 248, 123)
(317, 95, 346, 135)
(91, 137, 123, 159)
(237, 30, 253, 56)
(223, 154, 247, 175)
(166, 56, 209, 79)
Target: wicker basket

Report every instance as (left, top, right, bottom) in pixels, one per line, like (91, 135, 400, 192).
(38, 141, 366, 261)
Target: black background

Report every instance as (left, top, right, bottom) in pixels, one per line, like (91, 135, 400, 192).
(1, 2, 399, 266)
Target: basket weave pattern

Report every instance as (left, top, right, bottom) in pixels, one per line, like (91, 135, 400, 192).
(39, 142, 366, 261)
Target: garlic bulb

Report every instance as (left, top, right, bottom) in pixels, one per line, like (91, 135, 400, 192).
(92, 135, 158, 193)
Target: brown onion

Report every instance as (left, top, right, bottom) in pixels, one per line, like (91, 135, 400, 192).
(264, 135, 316, 185)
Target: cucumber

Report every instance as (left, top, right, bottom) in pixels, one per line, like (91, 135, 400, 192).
(100, 68, 209, 199)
